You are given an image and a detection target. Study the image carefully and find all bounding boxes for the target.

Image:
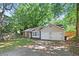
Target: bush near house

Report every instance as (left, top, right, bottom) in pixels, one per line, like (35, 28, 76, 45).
(69, 36, 79, 55)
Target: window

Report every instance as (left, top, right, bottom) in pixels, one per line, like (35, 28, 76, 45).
(35, 32, 37, 36)
(32, 31, 38, 36)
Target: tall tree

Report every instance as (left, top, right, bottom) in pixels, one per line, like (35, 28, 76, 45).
(76, 3, 79, 36)
(12, 3, 53, 31)
(0, 3, 17, 40)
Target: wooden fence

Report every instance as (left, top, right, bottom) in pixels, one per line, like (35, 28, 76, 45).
(65, 32, 76, 40)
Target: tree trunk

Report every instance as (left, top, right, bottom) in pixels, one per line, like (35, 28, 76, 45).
(0, 10, 4, 40)
(76, 4, 79, 37)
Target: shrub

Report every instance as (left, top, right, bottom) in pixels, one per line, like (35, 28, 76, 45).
(69, 36, 79, 55)
(72, 36, 79, 43)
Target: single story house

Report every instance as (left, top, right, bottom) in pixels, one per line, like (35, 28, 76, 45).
(24, 24, 64, 40)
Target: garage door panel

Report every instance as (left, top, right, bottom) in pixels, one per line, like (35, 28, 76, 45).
(41, 31, 64, 40)
(41, 32, 49, 39)
(51, 32, 63, 40)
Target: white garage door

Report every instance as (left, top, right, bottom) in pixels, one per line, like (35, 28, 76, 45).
(41, 31, 64, 40)
(51, 32, 63, 40)
(41, 32, 50, 40)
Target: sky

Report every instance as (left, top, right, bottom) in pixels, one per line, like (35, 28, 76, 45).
(0, 3, 19, 16)
(5, 11, 12, 16)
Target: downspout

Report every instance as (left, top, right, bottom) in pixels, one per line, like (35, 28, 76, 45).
(40, 30, 41, 39)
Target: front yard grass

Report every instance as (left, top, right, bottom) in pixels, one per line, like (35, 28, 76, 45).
(0, 38, 33, 53)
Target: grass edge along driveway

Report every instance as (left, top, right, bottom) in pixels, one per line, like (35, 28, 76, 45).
(0, 38, 33, 53)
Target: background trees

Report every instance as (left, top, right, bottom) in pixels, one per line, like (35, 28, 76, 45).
(12, 4, 53, 30)
(11, 4, 67, 32)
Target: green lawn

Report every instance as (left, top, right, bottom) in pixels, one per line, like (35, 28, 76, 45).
(0, 38, 33, 53)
